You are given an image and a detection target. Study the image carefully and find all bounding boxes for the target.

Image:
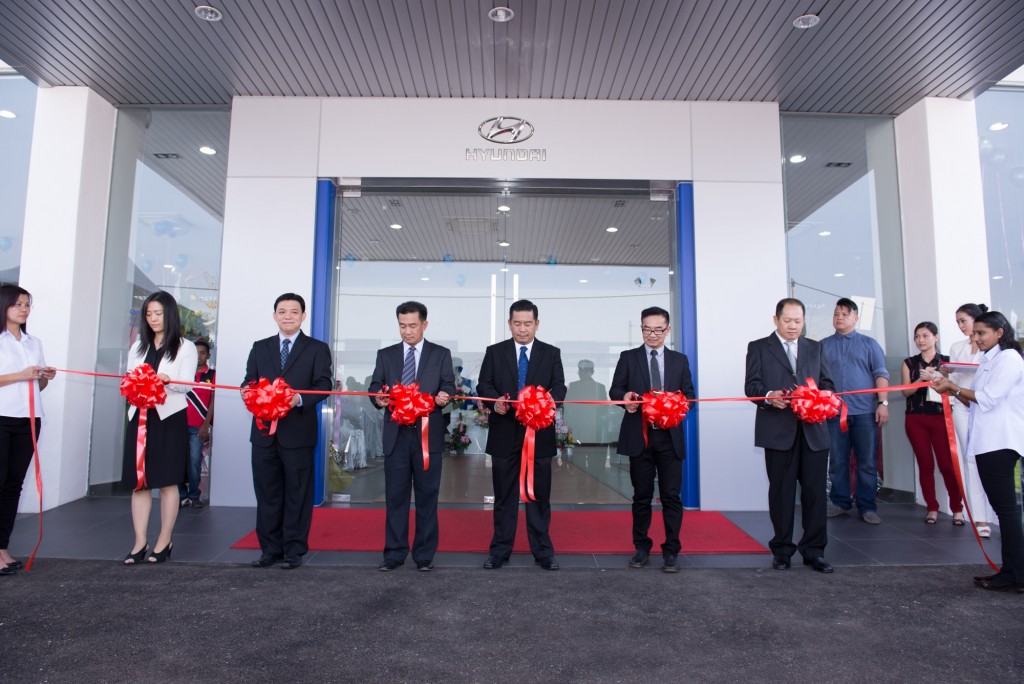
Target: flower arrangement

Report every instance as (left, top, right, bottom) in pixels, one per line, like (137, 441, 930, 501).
(472, 408, 490, 428)
(555, 414, 579, 448)
(447, 417, 472, 452)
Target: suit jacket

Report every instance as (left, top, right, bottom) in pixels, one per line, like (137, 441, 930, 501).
(127, 338, 198, 420)
(744, 333, 834, 452)
(477, 338, 567, 458)
(243, 331, 334, 448)
(609, 345, 695, 459)
(367, 339, 456, 455)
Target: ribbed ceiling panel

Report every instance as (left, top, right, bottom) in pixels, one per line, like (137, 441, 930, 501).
(1, 0, 1023, 113)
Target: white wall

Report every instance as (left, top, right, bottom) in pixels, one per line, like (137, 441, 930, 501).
(895, 97, 991, 511)
(19, 87, 116, 510)
(211, 97, 788, 510)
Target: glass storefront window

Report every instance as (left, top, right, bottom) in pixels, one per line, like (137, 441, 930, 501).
(324, 184, 674, 505)
(0, 75, 37, 284)
(975, 88, 1024, 332)
(87, 108, 229, 496)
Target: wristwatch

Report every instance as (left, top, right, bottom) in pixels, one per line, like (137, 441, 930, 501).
(878, 400, 889, 407)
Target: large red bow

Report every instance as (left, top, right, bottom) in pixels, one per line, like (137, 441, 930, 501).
(642, 391, 690, 429)
(243, 377, 296, 434)
(387, 383, 434, 470)
(515, 385, 556, 503)
(120, 363, 167, 491)
(789, 378, 842, 424)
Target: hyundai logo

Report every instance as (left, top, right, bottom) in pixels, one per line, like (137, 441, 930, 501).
(478, 116, 535, 144)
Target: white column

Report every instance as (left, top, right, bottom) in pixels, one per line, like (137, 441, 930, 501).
(19, 87, 116, 510)
(690, 102, 787, 511)
(209, 98, 323, 506)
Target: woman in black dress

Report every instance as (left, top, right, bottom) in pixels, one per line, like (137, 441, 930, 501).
(0, 285, 56, 575)
(122, 291, 197, 564)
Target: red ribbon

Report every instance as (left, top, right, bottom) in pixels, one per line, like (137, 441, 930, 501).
(789, 378, 842, 424)
(942, 393, 1000, 572)
(514, 386, 556, 502)
(25, 384, 42, 571)
(387, 383, 435, 471)
(120, 364, 168, 490)
(242, 377, 296, 435)
(640, 391, 691, 448)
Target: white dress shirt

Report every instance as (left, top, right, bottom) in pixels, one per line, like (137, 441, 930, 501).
(966, 345, 1024, 457)
(948, 338, 981, 415)
(0, 330, 46, 418)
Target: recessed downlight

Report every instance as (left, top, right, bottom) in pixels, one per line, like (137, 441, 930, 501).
(420, 277, 430, 281)
(834, 273, 845, 278)
(497, 240, 510, 247)
(194, 5, 223, 22)
(989, 122, 1009, 131)
(579, 279, 588, 284)
(606, 226, 619, 233)
(198, 146, 216, 155)
(488, 6, 514, 22)
(793, 14, 820, 29)
(497, 205, 511, 212)
(789, 154, 807, 163)
(818, 231, 832, 236)
(389, 223, 402, 230)
(0, 109, 16, 119)
(992, 275, 1004, 280)
(500, 265, 509, 272)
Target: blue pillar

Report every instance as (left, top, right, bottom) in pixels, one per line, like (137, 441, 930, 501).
(311, 179, 336, 505)
(677, 183, 700, 509)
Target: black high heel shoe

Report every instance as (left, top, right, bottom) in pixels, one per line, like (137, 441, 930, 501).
(147, 543, 173, 563)
(123, 544, 148, 565)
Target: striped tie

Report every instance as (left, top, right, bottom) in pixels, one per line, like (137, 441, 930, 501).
(518, 346, 528, 391)
(280, 338, 291, 369)
(402, 346, 416, 385)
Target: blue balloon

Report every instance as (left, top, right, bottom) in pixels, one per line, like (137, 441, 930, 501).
(175, 253, 188, 268)
(0, 237, 11, 252)
(455, 274, 466, 287)
(141, 259, 153, 273)
(154, 220, 174, 236)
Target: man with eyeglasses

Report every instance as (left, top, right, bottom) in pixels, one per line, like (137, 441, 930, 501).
(609, 306, 694, 572)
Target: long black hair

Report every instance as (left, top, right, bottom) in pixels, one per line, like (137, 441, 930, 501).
(0, 284, 31, 334)
(139, 290, 184, 361)
(975, 311, 1023, 357)
(956, 302, 988, 320)
(913, 321, 940, 353)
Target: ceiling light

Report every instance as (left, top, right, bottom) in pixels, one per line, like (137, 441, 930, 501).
(606, 226, 618, 233)
(789, 154, 807, 163)
(488, 6, 514, 22)
(792, 14, 820, 29)
(0, 109, 16, 119)
(989, 122, 1009, 131)
(497, 239, 510, 247)
(833, 273, 845, 278)
(163, 264, 174, 269)
(198, 146, 216, 155)
(389, 223, 402, 230)
(668, 270, 674, 275)
(194, 5, 223, 22)
(579, 279, 588, 284)
(992, 275, 1004, 280)
(420, 277, 430, 281)
(497, 205, 511, 212)
(500, 265, 509, 272)
(590, 257, 601, 262)
(818, 230, 831, 236)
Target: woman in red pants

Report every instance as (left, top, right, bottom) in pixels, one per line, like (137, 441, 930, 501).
(901, 322, 963, 524)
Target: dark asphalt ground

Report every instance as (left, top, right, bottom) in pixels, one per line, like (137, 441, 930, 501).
(2, 559, 1023, 683)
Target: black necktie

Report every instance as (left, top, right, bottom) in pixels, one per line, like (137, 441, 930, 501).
(650, 349, 661, 390)
(280, 338, 291, 369)
(402, 346, 416, 385)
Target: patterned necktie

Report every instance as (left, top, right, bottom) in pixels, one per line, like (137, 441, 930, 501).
(650, 349, 662, 390)
(518, 346, 528, 391)
(786, 341, 797, 373)
(402, 346, 416, 385)
(280, 338, 291, 369)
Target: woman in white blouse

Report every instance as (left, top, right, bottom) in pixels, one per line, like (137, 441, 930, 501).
(0, 285, 56, 576)
(945, 303, 995, 537)
(934, 311, 1024, 592)
(121, 291, 197, 565)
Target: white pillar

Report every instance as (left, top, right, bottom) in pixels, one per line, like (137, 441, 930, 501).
(19, 87, 116, 510)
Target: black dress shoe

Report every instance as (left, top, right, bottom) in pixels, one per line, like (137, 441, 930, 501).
(251, 553, 282, 568)
(974, 573, 1001, 584)
(628, 549, 650, 568)
(279, 556, 302, 570)
(771, 555, 791, 570)
(662, 554, 680, 573)
(415, 560, 434, 572)
(535, 557, 559, 571)
(378, 559, 403, 571)
(483, 555, 507, 569)
(0, 565, 15, 576)
(975, 577, 1024, 592)
(803, 556, 834, 574)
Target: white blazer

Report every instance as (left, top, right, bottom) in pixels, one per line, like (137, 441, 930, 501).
(126, 337, 198, 420)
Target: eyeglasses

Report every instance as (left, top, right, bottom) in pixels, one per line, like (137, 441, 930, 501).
(641, 327, 667, 336)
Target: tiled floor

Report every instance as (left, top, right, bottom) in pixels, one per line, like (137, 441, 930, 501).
(10, 495, 1004, 570)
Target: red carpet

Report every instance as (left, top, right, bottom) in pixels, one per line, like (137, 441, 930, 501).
(232, 508, 767, 554)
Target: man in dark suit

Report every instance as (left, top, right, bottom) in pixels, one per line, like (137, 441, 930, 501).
(245, 293, 333, 570)
(744, 297, 836, 574)
(609, 306, 695, 573)
(368, 301, 455, 572)
(477, 299, 566, 570)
